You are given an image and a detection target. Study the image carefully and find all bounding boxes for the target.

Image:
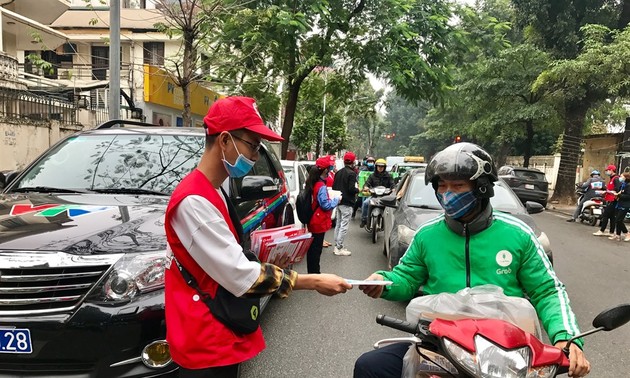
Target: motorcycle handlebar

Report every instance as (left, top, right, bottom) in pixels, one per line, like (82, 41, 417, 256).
(376, 314, 419, 334)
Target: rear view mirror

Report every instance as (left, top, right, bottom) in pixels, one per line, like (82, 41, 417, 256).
(239, 176, 280, 201)
(592, 304, 630, 331)
(380, 194, 398, 208)
(0, 170, 19, 190)
(525, 201, 544, 214)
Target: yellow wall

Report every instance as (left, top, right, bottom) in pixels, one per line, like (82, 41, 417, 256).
(143, 65, 222, 116)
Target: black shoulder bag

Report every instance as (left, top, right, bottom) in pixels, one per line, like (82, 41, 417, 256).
(173, 188, 261, 335)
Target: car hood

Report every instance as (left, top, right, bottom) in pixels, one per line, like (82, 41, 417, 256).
(401, 205, 542, 237)
(0, 193, 169, 254)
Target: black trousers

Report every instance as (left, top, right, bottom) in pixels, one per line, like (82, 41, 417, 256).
(353, 343, 408, 378)
(306, 232, 325, 274)
(178, 364, 239, 378)
(615, 207, 629, 236)
(600, 202, 617, 233)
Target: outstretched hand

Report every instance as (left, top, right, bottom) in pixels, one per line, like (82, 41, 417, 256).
(314, 274, 352, 296)
(358, 273, 385, 298)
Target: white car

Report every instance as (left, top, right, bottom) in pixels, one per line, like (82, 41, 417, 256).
(281, 160, 311, 227)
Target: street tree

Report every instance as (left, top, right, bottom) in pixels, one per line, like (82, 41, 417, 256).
(216, 0, 461, 158)
(153, 0, 227, 128)
(511, 0, 628, 200)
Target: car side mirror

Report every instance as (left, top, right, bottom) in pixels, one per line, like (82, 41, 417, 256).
(0, 170, 19, 190)
(380, 194, 398, 208)
(525, 201, 544, 214)
(239, 175, 280, 201)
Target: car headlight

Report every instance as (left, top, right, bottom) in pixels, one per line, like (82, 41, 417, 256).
(443, 336, 557, 378)
(397, 224, 416, 246)
(88, 251, 168, 303)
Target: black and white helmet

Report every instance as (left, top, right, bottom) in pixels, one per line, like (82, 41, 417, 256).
(425, 142, 498, 198)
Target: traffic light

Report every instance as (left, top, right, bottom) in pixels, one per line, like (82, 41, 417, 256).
(454, 135, 462, 143)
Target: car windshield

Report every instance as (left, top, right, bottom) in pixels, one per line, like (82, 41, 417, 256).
(406, 174, 525, 213)
(283, 165, 296, 192)
(12, 133, 204, 195)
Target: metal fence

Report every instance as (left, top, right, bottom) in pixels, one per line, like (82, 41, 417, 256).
(0, 88, 78, 125)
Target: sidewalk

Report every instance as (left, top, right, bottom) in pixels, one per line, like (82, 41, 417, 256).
(546, 202, 574, 217)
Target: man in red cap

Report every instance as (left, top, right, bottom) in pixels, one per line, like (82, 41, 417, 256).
(164, 96, 351, 377)
(594, 164, 622, 237)
(332, 151, 359, 256)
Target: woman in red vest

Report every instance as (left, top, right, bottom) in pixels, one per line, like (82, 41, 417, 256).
(305, 156, 340, 273)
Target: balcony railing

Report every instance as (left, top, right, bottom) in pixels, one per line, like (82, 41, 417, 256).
(18, 63, 132, 82)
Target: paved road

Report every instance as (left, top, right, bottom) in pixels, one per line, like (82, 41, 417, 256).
(241, 210, 630, 378)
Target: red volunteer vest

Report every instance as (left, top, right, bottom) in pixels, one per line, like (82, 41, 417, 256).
(308, 180, 333, 233)
(164, 169, 264, 369)
(604, 175, 619, 202)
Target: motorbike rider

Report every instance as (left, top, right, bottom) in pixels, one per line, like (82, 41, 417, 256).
(360, 158, 394, 228)
(355, 156, 376, 220)
(567, 170, 604, 222)
(355, 142, 590, 378)
(593, 164, 622, 236)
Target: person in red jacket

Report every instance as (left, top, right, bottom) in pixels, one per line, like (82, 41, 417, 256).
(305, 156, 340, 273)
(164, 96, 351, 378)
(593, 164, 621, 237)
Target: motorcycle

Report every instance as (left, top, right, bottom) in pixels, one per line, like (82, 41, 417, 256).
(374, 303, 630, 377)
(575, 183, 604, 226)
(364, 186, 392, 244)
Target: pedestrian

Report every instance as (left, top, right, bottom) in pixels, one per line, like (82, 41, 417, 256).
(594, 164, 621, 237)
(164, 96, 351, 378)
(609, 170, 630, 241)
(305, 157, 340, 273)
(323, 155, 336, 248)
(332, 151, 359, 256)
(567, 170, 604, 222)
(354, 142, 590, 378)
(360, 158, 394, 228)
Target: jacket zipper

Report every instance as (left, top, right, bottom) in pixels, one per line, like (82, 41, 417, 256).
(464, 223, 471, 287)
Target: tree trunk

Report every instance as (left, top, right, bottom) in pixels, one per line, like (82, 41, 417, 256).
(495, 143, 511, 167)
(280, 83, 300, 159)
(181, 31, 195, 128)
(523, 120, 534, 168)
(551, 103, 587, 203)
(182, 83, 191, 128)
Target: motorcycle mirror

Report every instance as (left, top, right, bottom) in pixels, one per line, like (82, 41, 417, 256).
(562, 304, 630, 355)
(592, 304, 630, 331)
(380, 194, 398, 208)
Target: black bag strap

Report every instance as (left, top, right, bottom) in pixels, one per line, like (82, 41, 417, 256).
(172, 255, 213, 301)
(174, 187, 254, 298)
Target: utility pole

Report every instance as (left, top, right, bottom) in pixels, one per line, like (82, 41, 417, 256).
(319, 69, 328, 157)
(108, 0, 121, 120)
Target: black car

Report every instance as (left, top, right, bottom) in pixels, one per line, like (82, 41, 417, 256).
(382, 169, 551, 270)
(497, 166, 550, 207)
(0, 120, 293, 377)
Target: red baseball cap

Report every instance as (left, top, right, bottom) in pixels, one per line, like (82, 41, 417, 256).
(607, 164, 617, 172)
(343, 151, 356, 162)
(316, 156, 331, 169)
(328, 155, 336, 164)
(203, 96, 284, 141)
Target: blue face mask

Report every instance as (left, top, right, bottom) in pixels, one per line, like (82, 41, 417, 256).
(436, 190, 478, 219)
(367, 162, 375, 171)
(222, 136, 255, 178)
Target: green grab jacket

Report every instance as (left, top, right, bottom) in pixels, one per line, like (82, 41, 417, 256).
(377, 211, 583, 348)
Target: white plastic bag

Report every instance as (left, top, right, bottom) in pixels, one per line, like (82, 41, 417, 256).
(402, 285, 542, 378)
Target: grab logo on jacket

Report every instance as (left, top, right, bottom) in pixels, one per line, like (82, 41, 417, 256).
(496, 250, 513, 275)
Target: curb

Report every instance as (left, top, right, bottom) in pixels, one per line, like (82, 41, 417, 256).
(546, 205, 573, 217)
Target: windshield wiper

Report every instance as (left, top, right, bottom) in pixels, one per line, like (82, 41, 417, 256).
(92, 188, 168, 196)
(12, 186, 90, 194)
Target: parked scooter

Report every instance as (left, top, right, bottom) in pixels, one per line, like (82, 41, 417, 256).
(364, 186, 392, 244)
(374, 303, 630, 377)
(575, 183, 604, 226)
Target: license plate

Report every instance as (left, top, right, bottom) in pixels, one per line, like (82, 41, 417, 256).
(0, 328, 32, 354)
(525, 184, 535, 190)
(593, 208, 602, 215)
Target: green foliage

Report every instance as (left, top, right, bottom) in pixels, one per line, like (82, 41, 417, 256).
(26, 53, 54, 75)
